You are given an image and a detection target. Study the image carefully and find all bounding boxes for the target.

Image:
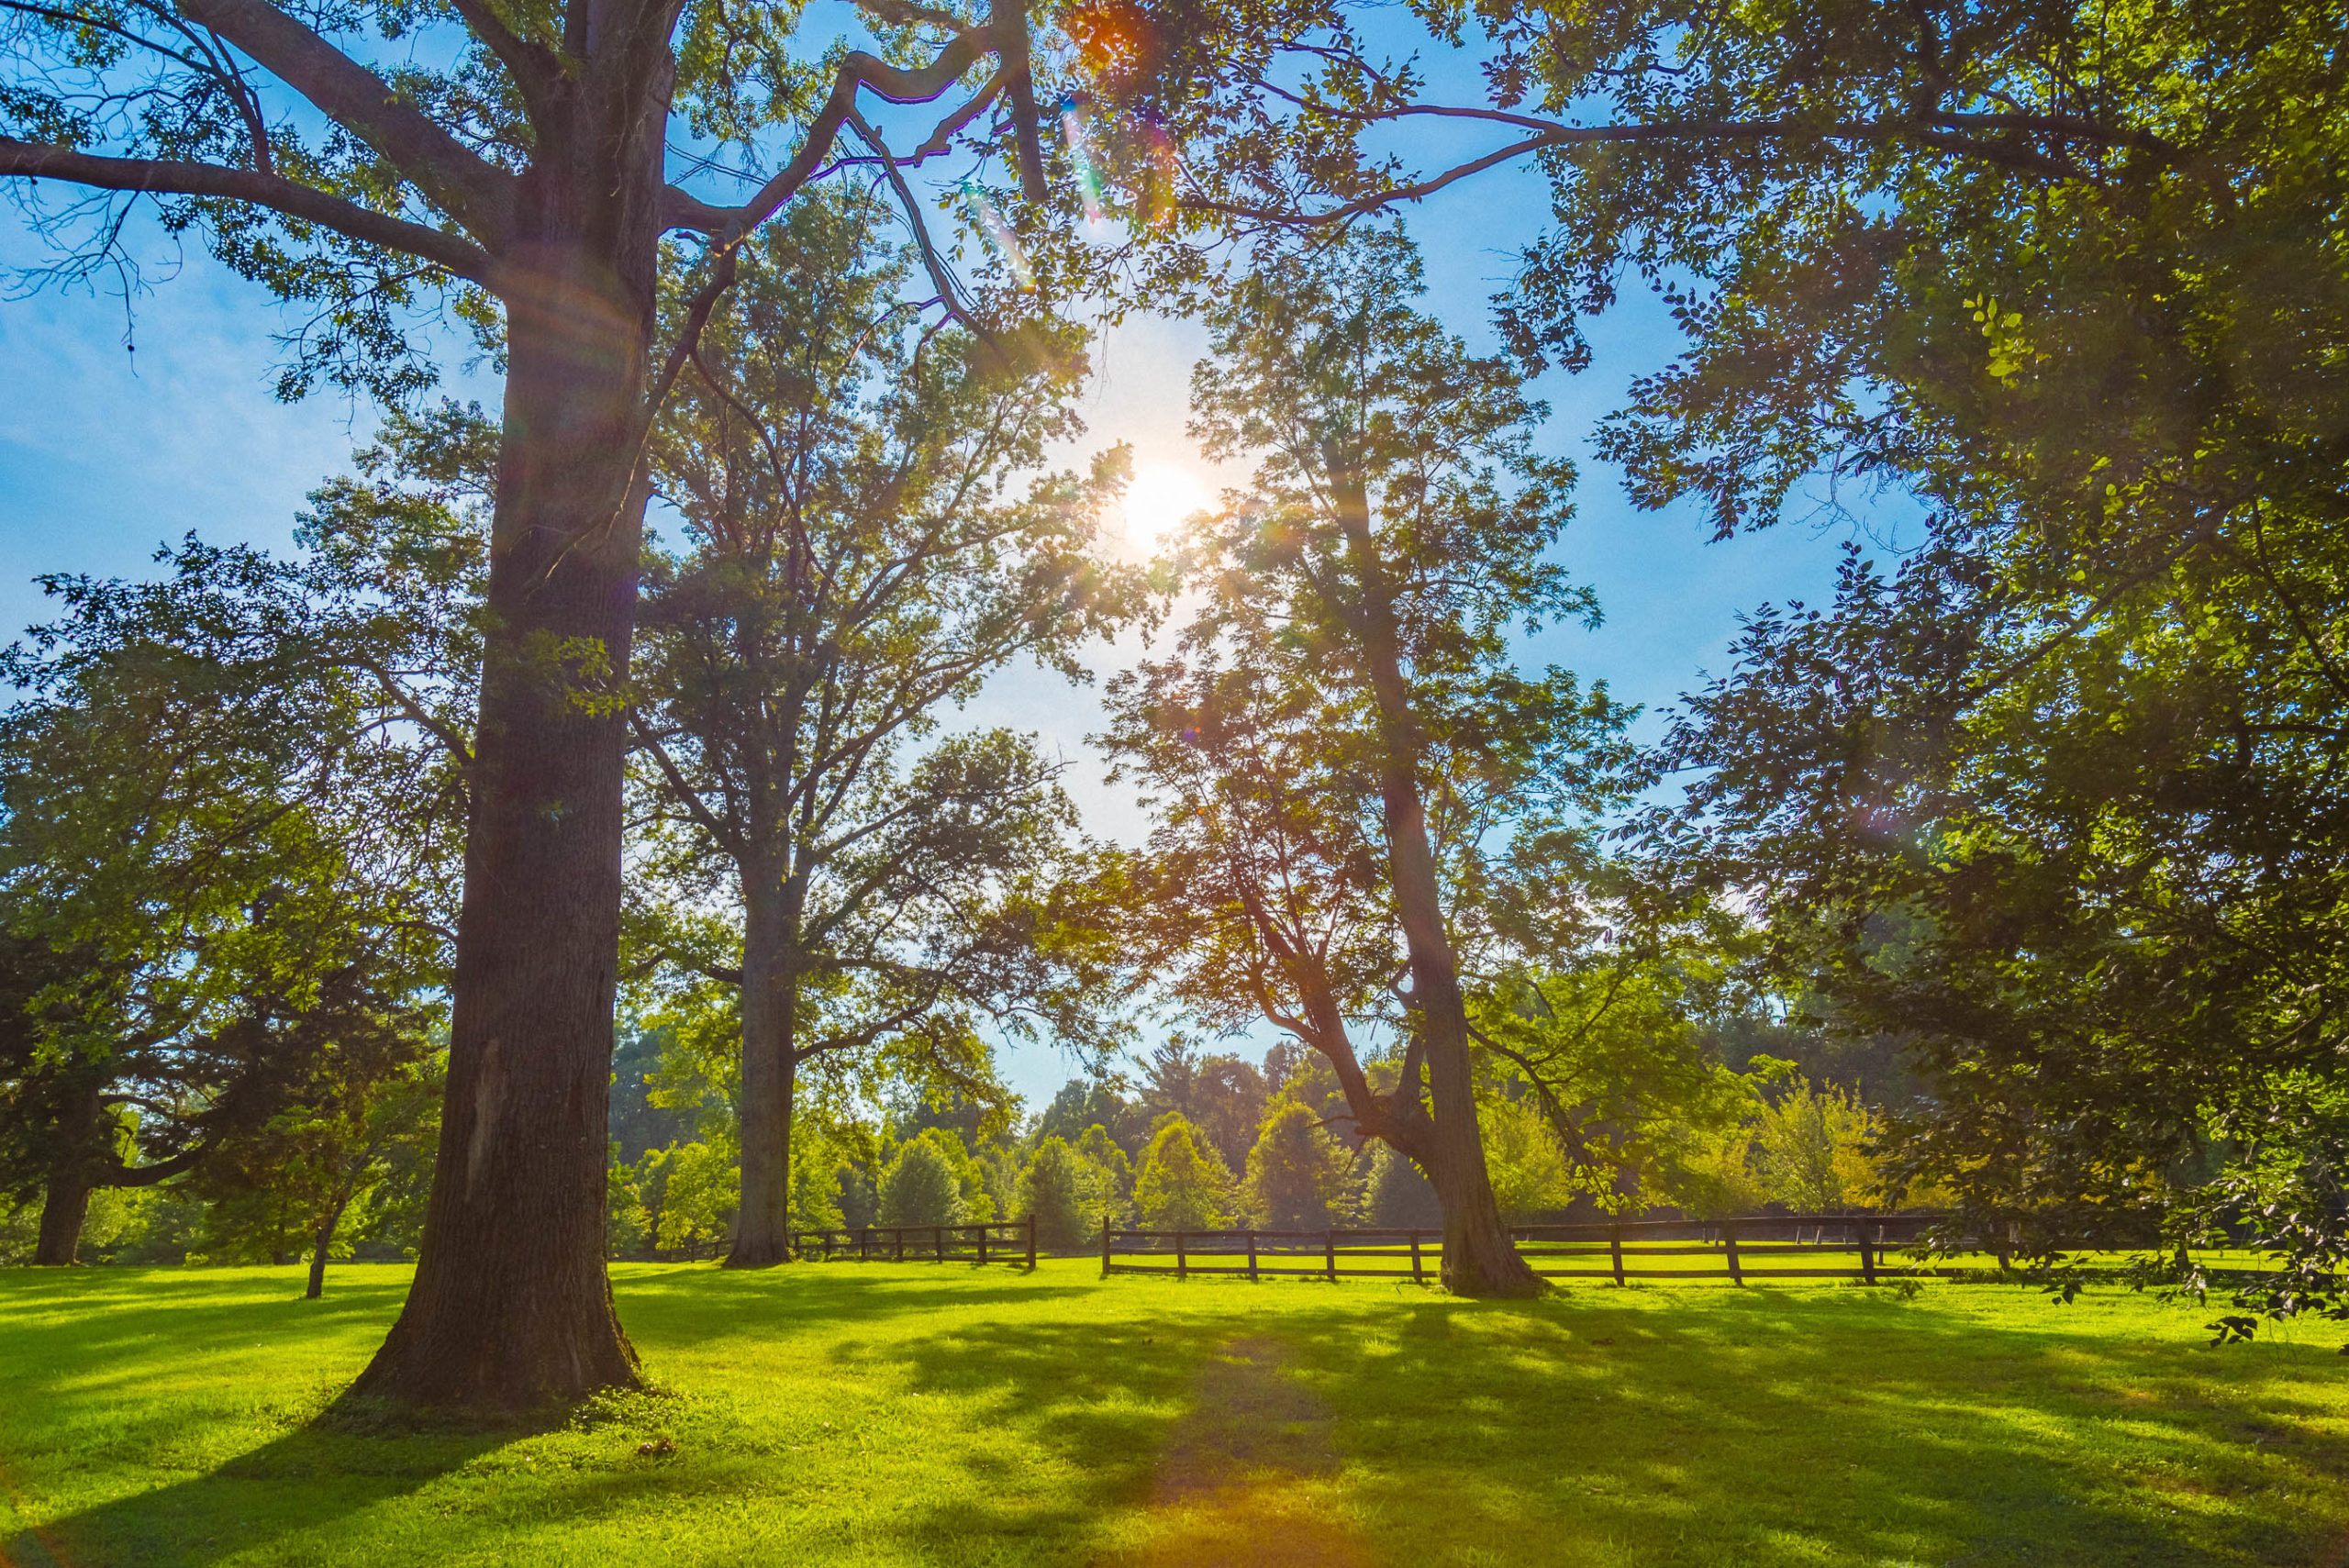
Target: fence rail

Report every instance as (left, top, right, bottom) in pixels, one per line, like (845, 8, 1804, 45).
(645, 1218, 1037, 1269)
(1100, 1213, 1960, 1286)
(645, 1211, 1972, 1286)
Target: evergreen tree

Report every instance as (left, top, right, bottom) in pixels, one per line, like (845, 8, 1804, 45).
(1019, 1138, 1092, 1252)
(1132, 1118, 1236, 1231)
(1243, 1100, 1354, 1231)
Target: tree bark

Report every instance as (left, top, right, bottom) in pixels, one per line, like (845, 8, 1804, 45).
(351, 168, 658, 1402)
(729, 872, 799, 1267)
(306, 1188, 353, 1300)
(32, 1078, 104, 1266)
(1327, 457, 1542, 1298)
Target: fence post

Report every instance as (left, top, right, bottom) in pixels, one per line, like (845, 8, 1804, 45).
(1723, 1218, 1743, 1286)
(860, 1227, 870, 1262)
(1247, 1229, 1260, 1282)
(976, 1224, 988, 1267)
(933, 1224, 944, 1262)
(1175, 1229, 1187, 1281)
(1610, 1221, 1626, 1287)
(894, 1227, 905, 1262)
(1410, 1230, 1425, 1284)
(1324, 1229, 1338, 1284)
(1856, 1216, 1877, 1285)
(1026, 1213, 1038, 1272)
(1100, 1213, 1111, 1276)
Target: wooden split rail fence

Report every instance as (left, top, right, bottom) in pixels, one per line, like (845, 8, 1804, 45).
(646, 1218, 1037, 1268)
(1100, 1212, 1954, 1286)
(793, 1218, 1037, 1268)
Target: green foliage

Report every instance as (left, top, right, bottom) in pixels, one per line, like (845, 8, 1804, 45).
(1242, 1099, 1354, 1230)
(1130, 1117, 1236, 1230)
(0, 434, 469, 1257)
(1019, 1138, 1092, 1251)
(1475, 1096, 1579, 1223)
(630, 1143, 736, 1253)
(1099, 228, 1635, 1242)
(628, 191, 1151, 1237)
(190, 1045, 443, 1281)
(1034, 1080, 1141, 1156)
(1468, 963, 1754, 1215)
(1751, 1078, 1882, 1216)
(876, 1136, 968, 1230)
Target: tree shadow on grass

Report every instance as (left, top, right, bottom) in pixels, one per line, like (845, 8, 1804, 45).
(869, 1283, 2349, 1567)
(3, 1401, 510, 1568)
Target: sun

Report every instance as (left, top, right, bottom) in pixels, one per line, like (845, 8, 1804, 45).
(1119, 463, 1212, 547)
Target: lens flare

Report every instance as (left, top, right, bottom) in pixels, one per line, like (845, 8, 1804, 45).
(1070, 0, 1159, 88)
(1059, 96, 1108, 226)
(960, 179, 1036, 291)
(1135, 118, 1177, 229)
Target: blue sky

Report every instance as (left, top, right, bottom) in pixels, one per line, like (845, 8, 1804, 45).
(0, 93, 1879, 1112)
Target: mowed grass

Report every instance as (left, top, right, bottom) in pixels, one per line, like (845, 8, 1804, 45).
(1, 1260, 2344, 1567)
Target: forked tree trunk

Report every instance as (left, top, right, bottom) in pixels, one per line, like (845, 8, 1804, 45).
(33, 1078, 104, 1266)
(729, 875, 799, 1267)
(351, 209, 656, 1405)
(1329, 462, 1542, 1298)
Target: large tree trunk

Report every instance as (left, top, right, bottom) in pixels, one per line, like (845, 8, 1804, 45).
(351, 187, 658, 1404)
(729, 873, 798, 1266)
(32, 1078, 104, 1266)
(1328, 462, 1542, 1298)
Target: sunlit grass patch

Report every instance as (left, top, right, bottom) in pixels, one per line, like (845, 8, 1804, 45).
(0, 1260, 2343, 1566)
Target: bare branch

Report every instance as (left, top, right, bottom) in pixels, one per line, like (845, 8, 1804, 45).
(1189, 109, 2114, 228)
(0, 139, 498, 284)
(714, 37, 990, 238)
(845, 107, 995, 347)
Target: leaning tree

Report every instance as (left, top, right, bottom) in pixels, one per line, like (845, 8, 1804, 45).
(1105, 228, 1633, 1295)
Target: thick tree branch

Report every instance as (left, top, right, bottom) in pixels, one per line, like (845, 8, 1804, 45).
(629, 719, 747, 857)
(441, 0, 565, 121)
(0, 139, 499, 283)
(100, 1146, 205, 1187)
(716, 37, 990, 237)
(172, 0, 518, 246)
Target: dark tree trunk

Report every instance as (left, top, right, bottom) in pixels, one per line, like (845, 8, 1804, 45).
(729, 874, 799, 1267)
(352, 141, 661, 1402)
(306, 1190, 352, 1300)
(34, 1169, 93, 1267)
(33, 1078, 104, 1266)
(1329, 462, 1542, 1298)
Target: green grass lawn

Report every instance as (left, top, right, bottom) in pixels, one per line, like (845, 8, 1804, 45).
(1, 1260, 2343, 1567)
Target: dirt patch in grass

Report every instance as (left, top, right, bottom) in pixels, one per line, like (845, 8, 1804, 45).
(1105, 1336, 1366, 1568)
